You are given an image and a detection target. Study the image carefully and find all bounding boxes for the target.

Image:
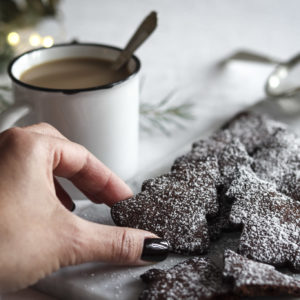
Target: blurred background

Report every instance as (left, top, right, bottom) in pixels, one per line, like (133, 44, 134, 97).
(1, 0, 300, 299)
(2, 0, 300, 173)
(2, 0, 300, 133)
(2, 0, 300, 176)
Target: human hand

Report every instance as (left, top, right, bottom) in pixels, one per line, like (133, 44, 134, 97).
(0, 123, 169, 293)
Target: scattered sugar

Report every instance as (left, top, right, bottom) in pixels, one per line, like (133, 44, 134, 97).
(112, 158, 220, 254)
(140, 257, 231, 299)
(227, 167, 300, 270)
(223, 250, 300, 296)
(110, 111, 300, 298)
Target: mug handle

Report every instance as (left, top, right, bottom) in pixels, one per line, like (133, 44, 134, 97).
(0, 103, 32, 132)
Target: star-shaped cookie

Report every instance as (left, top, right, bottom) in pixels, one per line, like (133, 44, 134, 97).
(111, 158, 220, 254)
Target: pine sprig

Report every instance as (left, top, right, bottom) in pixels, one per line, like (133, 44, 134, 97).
(0, 85, 12, 92)
(0, 94, 11, 112)
(0, 84, 12, 112)
(140, 91, 195, 136)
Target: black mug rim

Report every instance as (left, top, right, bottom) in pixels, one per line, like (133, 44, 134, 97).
(7, 42, 141, 94)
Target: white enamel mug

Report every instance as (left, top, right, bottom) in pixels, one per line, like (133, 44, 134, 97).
(3, 43, 140, 182)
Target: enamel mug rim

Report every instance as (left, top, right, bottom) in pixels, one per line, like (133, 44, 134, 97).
(7, 42, 141, 94)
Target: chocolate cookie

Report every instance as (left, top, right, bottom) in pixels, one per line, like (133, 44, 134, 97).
(150, 156, 220, 216)
(223, 249, 300, 297)
(227, 168, 300, 270)
(207, 191, 237, 240)
(221, 111, 286, 154)
(174, 130, 252, 188)
(179, 131, 252, 240)
(280, 172, 300, 202)
(239, 215, 300, 271)
(140, 257, 234, 300)
(112, 129, 253, 248)
(191, 129, 235, 159)
(252, 128, 300, 201)
(111, 158, 220, 254)
(216, 137, 252, 188)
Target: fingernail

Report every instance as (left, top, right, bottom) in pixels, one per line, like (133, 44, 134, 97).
(71, 202, 76, 212)
(141, 238, 169, 262)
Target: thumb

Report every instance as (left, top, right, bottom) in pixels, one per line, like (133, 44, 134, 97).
(61, 216, 169, 267)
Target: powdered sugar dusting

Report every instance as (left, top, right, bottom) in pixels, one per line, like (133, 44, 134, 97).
(173, 130, 253, 240)
(223, 249, 300, 296)
(221, 111, 286, 154)
(111, 158, 220, 254)
(253, 128, 300, 201)
(140, 257, 233, 300)
(112, 111, 300, 271)
(227, 168, 300, 270)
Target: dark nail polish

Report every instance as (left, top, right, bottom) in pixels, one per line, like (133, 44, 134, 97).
(141, 238, 169, 262)
(71, 202, 76, 212)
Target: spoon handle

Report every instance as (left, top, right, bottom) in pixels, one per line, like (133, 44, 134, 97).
(223, 50, 281, 65)
(112, 11, 157, 70)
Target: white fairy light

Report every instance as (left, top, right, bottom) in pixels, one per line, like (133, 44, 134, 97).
(29, 33, 41, 47)
(7, 32, 20, 46)
(42, 36, 54, 48)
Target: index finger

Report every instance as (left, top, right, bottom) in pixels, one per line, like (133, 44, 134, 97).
(47, 136, 133, 206)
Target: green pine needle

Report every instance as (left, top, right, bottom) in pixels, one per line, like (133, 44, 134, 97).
(140, 91, 195, 136)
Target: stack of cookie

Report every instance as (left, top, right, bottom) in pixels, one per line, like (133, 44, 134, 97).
(111, 112, 300, 299)
(140, 250, 300, 299)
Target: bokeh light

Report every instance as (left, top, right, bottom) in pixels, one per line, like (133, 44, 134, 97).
(7, 32, 20, 46)
(29, 33, 41, 47)
(269, 75, 280, 89)
(42, 36, 54, 48)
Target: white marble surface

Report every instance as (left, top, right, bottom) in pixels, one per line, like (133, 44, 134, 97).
(3, 0, 300, 299)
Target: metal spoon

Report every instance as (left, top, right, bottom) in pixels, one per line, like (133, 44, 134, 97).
(224, 50, 300, 98)
(112, 11, 157, 70)
(265, 53, 300, 97)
